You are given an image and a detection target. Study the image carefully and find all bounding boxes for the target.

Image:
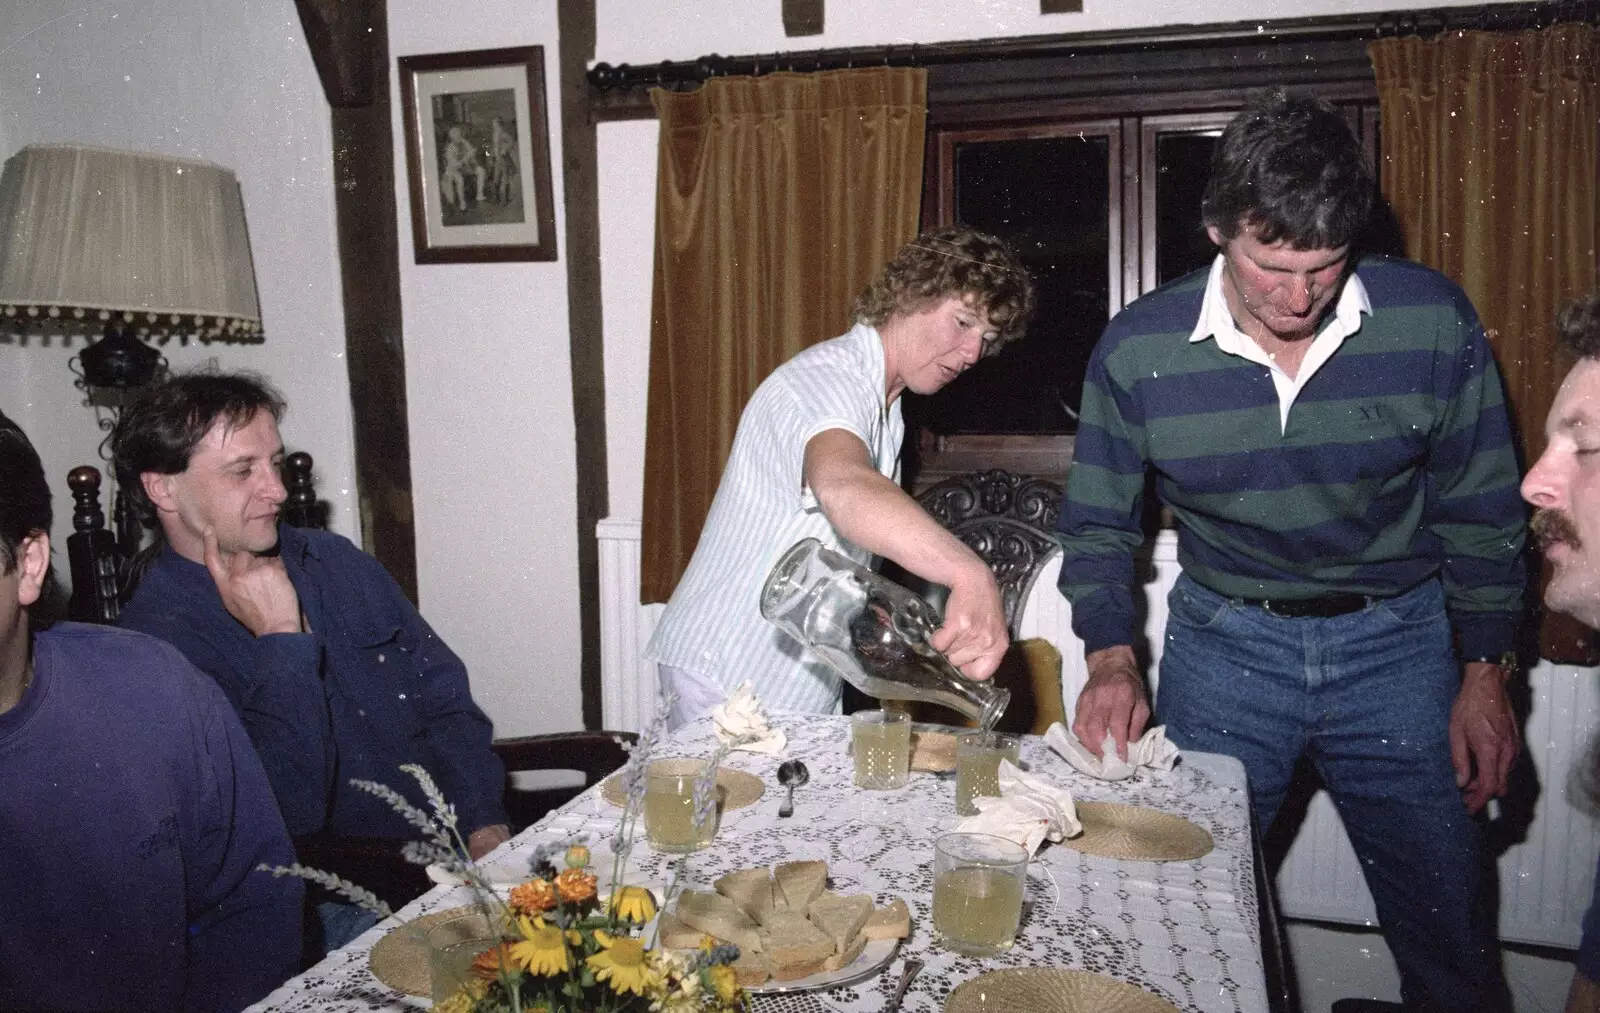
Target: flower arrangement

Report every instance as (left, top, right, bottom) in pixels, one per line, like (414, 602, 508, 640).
(260, 694, 751, 1013)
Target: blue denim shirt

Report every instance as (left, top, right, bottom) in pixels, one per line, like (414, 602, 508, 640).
(119, 525, 507, 839)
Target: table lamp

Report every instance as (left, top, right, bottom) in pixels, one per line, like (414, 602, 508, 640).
(0, 143, 264, 568)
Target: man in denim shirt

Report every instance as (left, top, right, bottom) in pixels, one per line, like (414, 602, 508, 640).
(113, 371, 508, 949)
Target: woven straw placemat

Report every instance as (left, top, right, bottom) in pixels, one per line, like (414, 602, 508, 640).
(600, 766, 765, 810)
(910, 730, 958, 772)
(1061, 802, 1213, 862)
(368, 905, 478, 998)
(946, 968, 1181, 1013)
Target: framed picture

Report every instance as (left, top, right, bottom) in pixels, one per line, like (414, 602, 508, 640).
(398, 45, 557, 264)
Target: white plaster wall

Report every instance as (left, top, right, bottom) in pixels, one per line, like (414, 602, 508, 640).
(597, 0, 1528, 66)
(0, 0, 358, 558)
(597, 120, 658, 519)
(388, 1, 583, 737)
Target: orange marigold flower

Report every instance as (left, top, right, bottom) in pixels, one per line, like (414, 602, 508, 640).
(469, 942, 518, 980)
(510, 878, 558, 915)
(555, 867, 598, 904)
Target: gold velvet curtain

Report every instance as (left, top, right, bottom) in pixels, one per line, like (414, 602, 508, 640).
(639, 68, 928, 603)
(1370, 25, 1599, 661)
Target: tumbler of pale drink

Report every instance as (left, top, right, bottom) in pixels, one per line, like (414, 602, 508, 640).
(931, 832, 1028, 956)
(851, 708, 911, 789)
(643, 758, 718, 852)
(954, 731, 1020, 816)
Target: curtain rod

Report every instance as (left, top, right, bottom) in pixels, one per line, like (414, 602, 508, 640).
(587, 0, 1596, 93)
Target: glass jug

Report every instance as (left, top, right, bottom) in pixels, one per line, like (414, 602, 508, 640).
(760, 537, 1010, 731)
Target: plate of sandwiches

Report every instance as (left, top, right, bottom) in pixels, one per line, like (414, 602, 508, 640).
(657, 859, 910, 992)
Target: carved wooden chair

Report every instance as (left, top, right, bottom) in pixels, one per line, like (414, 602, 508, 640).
(879, 469, 1067, 733)
(912, 468, 1064, 635)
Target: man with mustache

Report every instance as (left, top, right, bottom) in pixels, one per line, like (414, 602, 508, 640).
(1520, 293, 1600, 1013)
(1056, 89, 1525, 1011)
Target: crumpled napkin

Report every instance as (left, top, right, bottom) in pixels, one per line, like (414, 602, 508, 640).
(953, 760, 1082, 856)
(1044, 721, 1179, 780)
(711, 681, 787, 754)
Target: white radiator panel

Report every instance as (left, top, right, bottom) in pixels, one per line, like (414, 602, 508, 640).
(600, 519, 1600, 947)
(596, 518, 662, 734)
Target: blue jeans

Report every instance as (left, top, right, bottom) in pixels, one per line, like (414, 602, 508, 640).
(315, 899, 378, 954)
(1579, 850, 1600, 982)
(1157, 574, 1508, 1013)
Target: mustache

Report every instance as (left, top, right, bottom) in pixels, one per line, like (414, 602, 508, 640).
(1532, 509, 1582, 552)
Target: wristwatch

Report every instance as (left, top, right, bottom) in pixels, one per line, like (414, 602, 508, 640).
(1466, 652, 1517, 670)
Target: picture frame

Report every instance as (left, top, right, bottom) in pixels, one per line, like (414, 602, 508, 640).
(398, 45, 557, 264)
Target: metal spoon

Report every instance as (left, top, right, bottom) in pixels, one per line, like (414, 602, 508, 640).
(777, 759, 810, 818)
(885, 957, 924, 1013)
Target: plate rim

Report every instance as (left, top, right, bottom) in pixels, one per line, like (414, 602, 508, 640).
(745, 936, 902, 994)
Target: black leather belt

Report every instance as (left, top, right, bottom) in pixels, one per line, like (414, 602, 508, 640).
(1235, 592, 1375, 619)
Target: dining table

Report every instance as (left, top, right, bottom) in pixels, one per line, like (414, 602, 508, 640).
(246, 713, 1272, 1013)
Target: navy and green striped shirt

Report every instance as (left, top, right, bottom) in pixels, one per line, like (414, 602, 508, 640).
(1056, 255, 1527, 659)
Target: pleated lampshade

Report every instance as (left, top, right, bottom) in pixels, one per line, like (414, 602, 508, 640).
(0, 143, 262, 342)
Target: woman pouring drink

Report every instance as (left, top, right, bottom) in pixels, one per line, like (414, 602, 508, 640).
(645, 228, 1036, 727)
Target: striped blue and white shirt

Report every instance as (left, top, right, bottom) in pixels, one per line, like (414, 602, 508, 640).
(646, 323, 905, 714)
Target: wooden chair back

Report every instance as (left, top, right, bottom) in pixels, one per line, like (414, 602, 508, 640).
(492, 730, 639, 833)
(65, 466, 123, 624)
(910, 468, 1063, 635)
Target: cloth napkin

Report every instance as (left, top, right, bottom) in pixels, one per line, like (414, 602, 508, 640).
(952, 760, 1082, 856)
(711, 681, 787, 754)
(1044, 721, 1179, 780)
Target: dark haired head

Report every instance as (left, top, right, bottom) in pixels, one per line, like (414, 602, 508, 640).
(1557, 294, 1600, 361)
(1202, 89, 1375, 250)
(111, 371, 286, 533)
(851, 227, 1036, 354)
(0, 411, 52, 577)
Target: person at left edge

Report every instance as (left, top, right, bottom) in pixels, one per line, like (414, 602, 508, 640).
(113, 370, 509, 950)
(0, 409, 302, 1013)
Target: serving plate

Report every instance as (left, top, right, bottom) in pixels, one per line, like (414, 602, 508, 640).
(748, 937, 901, 994)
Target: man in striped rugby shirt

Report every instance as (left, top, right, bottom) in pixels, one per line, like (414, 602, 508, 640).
(1057, 90, 1524, 1011)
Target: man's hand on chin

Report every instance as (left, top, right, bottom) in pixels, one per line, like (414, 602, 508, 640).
(203, 526, 302, 636)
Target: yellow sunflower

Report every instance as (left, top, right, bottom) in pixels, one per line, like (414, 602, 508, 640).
(608, 885, 658, 923)
(505, 914, 571, 976)
(587, 932, 661, 996)
(555, 867, 598, 904)
(509, 878, 558, 916)
(704, 963, 740, 1004)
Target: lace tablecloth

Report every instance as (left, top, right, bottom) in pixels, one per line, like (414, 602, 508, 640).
(247, 714, 1266, 1013)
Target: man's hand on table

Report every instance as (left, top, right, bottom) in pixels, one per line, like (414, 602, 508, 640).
(1073, 645, 1150, 761)
(467, 824, 512, 860)
(1450, 660, 1520, 815)
(929, 564, 1009, 682)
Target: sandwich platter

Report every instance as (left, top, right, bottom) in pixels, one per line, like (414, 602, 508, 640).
(747, 936, 901, 994)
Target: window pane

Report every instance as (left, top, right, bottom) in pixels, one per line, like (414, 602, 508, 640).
(1154, 130, 1220, 286)
(907, 134, 1111, 435)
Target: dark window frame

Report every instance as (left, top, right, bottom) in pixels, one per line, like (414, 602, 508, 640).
(910, 42, 1384, 489)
